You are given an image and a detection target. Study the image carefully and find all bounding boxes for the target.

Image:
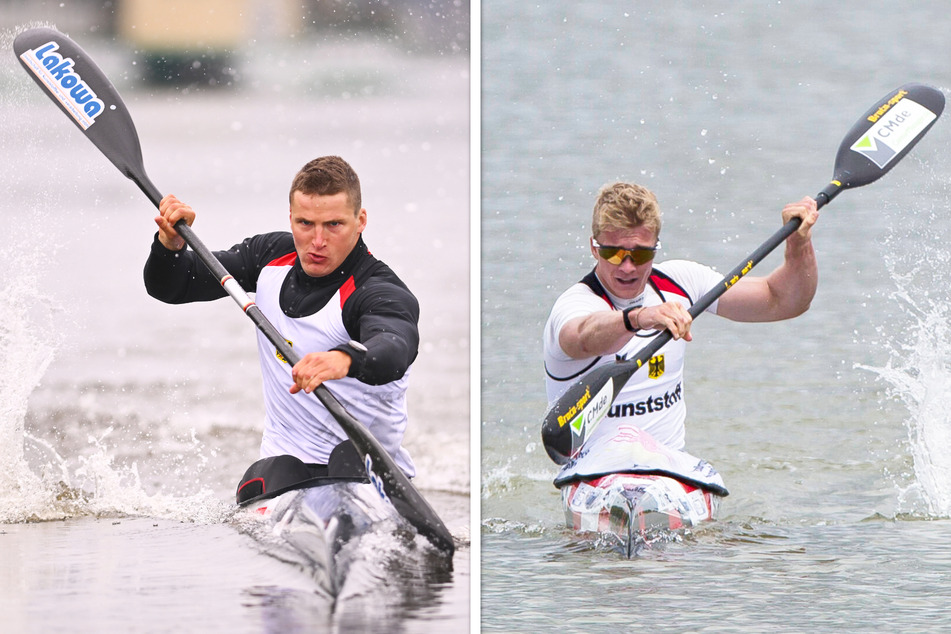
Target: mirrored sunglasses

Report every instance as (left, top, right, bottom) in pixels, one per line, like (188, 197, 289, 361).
(591, 237, 660, 265)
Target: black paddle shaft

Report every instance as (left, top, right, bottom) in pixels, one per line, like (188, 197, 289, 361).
(14, 27, 454, 554)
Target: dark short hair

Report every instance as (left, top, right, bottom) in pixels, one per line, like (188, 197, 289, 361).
(288, 156, 362, 214)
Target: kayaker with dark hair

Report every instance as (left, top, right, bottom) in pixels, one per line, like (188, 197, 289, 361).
(144, 155, 420, 494)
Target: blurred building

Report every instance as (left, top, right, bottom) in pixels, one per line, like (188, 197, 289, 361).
(116, 0, 251, 87)
(3, 0, 469, 88)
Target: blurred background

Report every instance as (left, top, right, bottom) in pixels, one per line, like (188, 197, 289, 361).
(3, 0, 468, 87)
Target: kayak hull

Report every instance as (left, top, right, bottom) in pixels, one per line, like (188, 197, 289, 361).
(561, 472, 721, 557)
(241, 481, 406, 597)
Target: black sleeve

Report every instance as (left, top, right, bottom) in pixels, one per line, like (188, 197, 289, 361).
(143, 232, 293, 304)
(335, 276, 420, 386)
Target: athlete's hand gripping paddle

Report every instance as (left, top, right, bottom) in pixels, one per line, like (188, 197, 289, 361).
(542, 83, 945, 465)
(13, 26, 455, 555)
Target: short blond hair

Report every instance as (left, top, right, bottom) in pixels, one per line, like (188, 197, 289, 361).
(591, 182, 661, 239)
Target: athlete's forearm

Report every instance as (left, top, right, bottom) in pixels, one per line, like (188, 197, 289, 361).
(340, 282, 420, 385)
(558, 310, 633, 359)
(143, 235, 227, 304)
(144, 232, 287, 305)
(767, 236, 819, 318)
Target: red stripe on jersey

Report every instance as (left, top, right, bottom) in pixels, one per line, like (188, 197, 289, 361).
(266, 252, 297, 267)
(651, 274, 689, 298)
(340, 275, 356, 307)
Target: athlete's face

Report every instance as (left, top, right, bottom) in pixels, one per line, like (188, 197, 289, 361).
(290, 191, 367, 277)
(591, 226, 658, 299)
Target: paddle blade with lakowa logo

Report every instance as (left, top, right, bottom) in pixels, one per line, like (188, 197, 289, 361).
(13, 27, 161, 205)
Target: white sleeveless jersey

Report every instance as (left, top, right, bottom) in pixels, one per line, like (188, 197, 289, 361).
(544, 259, 723, 451)
(254, 254, 415, 476)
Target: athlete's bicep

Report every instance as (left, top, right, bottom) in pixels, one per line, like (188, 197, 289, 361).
(716, 276, 775, 322)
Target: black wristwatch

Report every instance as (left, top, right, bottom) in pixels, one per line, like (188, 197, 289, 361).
(621, 306, 641, 332)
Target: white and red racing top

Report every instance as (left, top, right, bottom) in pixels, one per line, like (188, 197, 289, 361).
(543, 260, 723, 452)
(145, 233, 418, 476)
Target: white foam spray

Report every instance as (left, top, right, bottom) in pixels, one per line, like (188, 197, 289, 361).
(0, 274, 62, 520)
(0, 25, 229, 524)
(860, 189, 951, 517)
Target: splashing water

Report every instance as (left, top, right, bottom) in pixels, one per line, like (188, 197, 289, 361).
(0, 241, 222, 523)
(0, 26, 229, 524)
(860, 235, 951, 517)
(0, 271, 229, 523)
(0, 275, 61, 521)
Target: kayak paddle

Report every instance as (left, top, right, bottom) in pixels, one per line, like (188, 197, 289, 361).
(542, 82, 945, 464)
(13, 26, 455, 554)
